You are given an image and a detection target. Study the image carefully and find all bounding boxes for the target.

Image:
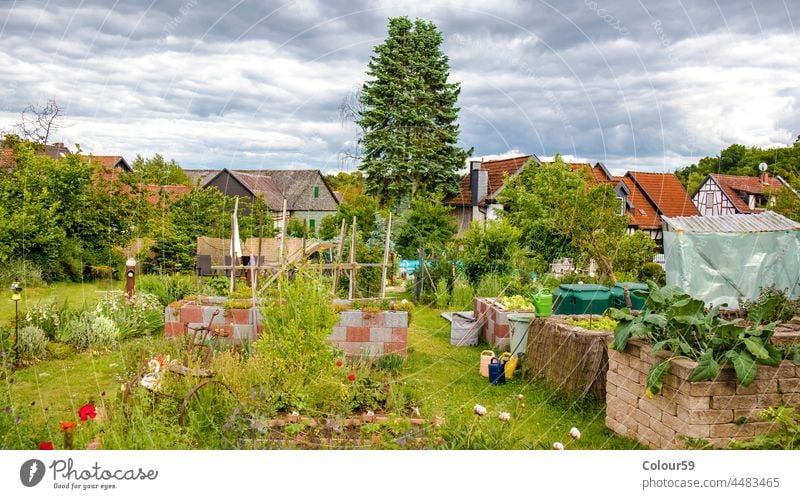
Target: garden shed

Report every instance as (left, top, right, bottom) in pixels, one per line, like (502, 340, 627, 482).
(662, 211, 800, 305)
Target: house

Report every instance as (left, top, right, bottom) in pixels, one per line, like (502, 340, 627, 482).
(590, 166, 700, 247)
(692, 171, 795, 216)
(445, 154, 536, 232)
(200, 168, 339, 232)
(446, 153, 698, 249)
(79, 154, 133, 172)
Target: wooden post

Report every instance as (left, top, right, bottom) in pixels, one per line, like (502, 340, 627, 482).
(348, 216, 357, 300)
(414, 247, 425, 303)
(380, 212, 392, 299)
(278, 199, 288, 274)
(332, 219, 347, 294)
(302, 219, 307, 260)
(230, 197, 239, 294)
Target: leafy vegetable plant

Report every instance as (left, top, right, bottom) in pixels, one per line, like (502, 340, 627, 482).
(607, 282, 799, 396)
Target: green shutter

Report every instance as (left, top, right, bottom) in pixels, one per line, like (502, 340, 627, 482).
(309, 219, 316, 231)
(313, 186, 319, 198)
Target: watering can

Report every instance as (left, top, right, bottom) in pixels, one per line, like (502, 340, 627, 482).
(532, 288, 553, 317)
(498, 351, 519, 380)
(479, 350, 496, 377)
(488, 357, 506, 385)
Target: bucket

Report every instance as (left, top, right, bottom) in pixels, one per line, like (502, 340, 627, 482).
(479, 350, 495, 377)
(507, 313, 535, 357)
(488, 357, 506, 385)
(533, 288, 553, 317)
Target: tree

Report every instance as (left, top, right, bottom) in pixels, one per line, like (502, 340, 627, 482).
(394, 194, 457, 258)
(356, 17, 468, 204)
(461, 219, 522, 285)
(499, 154, 629, 280)
(130, 154, 191, 185)
(15, 99, 63, 144)
(324, 171, 365, 205)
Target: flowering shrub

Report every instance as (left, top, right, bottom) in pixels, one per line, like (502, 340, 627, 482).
(94, 292, 163, 339)
(25, 301, 67, 340)
(18, 326, 48, 361)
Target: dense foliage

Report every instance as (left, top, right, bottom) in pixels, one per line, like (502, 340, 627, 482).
(394, 194, 457, 258)
(608, 283, 800, 395)
(357, 17, 467, 204)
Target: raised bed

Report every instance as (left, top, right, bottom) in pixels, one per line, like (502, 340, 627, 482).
(328, 310, 409, 359)
(474, 298, 536, 349)
(164, 297, 262, 344)
(606, 338, 800, 449)
(523, 315, 614, 400)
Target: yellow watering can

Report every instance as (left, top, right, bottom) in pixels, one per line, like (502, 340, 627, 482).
(498, 351, 518, 380)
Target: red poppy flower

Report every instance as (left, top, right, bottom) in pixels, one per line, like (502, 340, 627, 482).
(78, 403, 97, 422)
(348, 374, 356, 382)
(335, 361, 343, 367)
(39, 441, 54, 450)
(60, 421, 76, 432)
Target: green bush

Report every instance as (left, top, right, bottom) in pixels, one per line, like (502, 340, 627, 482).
(639, 262, 666, 286)
(461, 220, 521, 285)
(94, 292, 163, 339)
(136, 273, 199, 306)
(476, 273, 508, 298)
(450, 275, 474, 309)
(18, 325, 48, 360)
(24, 301, 69, 340)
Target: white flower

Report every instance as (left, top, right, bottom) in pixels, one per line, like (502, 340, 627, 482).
(569, 427, 581, 440)
(553, 442, 564, 450)
(473, 404, 487, 416)
(498, 412, 511, 422)
(517, 394, 524, 400)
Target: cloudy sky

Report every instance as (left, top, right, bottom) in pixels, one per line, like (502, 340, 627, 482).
(1, 0, 798, 174)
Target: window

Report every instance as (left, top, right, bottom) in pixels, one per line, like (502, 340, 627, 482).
(313, 186, 319, 198)
(616, 196, 625, 216)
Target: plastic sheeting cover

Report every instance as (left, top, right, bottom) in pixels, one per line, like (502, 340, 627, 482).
(664, 230, 800, 305)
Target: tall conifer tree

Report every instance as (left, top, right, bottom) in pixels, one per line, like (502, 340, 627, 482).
(357, 17, 467, 204)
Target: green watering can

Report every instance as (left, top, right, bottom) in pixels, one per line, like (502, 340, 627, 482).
(532, 288, 553, 317)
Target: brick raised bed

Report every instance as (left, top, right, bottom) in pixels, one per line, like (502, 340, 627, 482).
(164, 298, 262, 344)
(524, 316, 613, 400)
(606, 338, 800, 449)
(328, 310, 408, 359)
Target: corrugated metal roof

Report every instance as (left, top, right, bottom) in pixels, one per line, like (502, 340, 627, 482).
(662, 211, 800, 233)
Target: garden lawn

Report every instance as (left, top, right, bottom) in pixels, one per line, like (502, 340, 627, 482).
(403, 306, 641, 449)
(0, 280, 121, 323)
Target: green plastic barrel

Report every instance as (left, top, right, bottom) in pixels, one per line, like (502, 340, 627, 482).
(532, 288, 553, 317)
(610, 282, 649, 310)
(552, 284, 611, 315)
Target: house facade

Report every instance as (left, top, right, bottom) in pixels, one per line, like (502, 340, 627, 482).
(200, 168, 339, 232)
(692, 172, 794, 216)
(447, 154, 698, 249)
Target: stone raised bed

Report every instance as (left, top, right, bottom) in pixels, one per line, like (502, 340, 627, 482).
(328, 310, 409, 359)
(164, 297, 262, 344)
(606, 338, 800, 449)
(523, 315, 614, 400)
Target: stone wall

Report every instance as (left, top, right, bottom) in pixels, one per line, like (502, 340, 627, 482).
(606, 339, 800, 449)
(328, 310, 408, 359)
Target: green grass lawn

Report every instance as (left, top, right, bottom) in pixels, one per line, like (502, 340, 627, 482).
(4, 293, 640, 449)
(403, 305, 640, 449)
(0, 280, 123, 323)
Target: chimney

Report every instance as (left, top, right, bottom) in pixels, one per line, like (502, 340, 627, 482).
(470, 160, 488, 221)
(760, 171, 769, 185)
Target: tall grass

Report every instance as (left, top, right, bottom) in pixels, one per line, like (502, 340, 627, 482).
(136, 274, 199, 306)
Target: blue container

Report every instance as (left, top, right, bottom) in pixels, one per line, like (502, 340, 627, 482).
(488, 357, 506, 385)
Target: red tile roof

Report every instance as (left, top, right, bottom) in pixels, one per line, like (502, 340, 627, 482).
(142, 184, 192, 205)
(620, 176, 661, 229)
(446, 155, 532, 206)
(710, 174, 786, 214)
(0, 148, 16, 170)
(628, 171, 700, 218)
(80, 154, 128, 170)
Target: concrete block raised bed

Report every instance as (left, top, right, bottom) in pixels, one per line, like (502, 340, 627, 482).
(329, 310, 409, 359)
(164, 298, 262, 345)
(473, 298, 536, 349)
